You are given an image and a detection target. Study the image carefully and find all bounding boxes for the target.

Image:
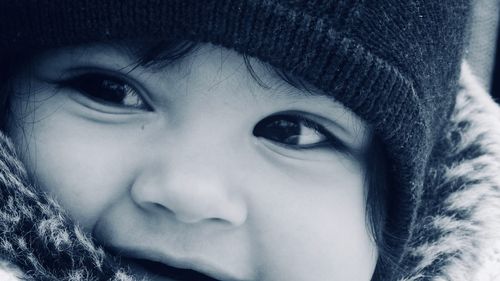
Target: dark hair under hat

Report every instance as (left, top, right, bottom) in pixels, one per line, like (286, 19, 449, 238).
(0, 0, 471, 279)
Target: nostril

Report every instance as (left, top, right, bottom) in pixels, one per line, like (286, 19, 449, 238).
(153, 202, 168, 211)
(209, 217, 228, 224)
(141, 202, 176, 216)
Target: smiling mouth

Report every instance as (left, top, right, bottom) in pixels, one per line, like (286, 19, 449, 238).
(129, 257, 224, 281)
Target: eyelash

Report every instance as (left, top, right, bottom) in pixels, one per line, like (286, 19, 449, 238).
(253, 114, 348, 152)
(58, 72, 152, 111)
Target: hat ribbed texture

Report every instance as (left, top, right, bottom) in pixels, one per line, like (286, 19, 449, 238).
(0, 0, 470, 278)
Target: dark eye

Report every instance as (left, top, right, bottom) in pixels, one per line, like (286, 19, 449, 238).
(253, 114, 347, 151)
(60, 73, 151, 111)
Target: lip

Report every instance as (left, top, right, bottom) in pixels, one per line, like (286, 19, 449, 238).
(126, 257, 222, 281)
(118, 248, 251, 281)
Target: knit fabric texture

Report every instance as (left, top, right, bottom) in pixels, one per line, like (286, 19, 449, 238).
(0, 0, 471, 279)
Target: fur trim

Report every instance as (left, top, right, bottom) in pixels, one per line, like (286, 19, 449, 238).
(0, 259, 23, 281)
(398, 62, 500, 281)
(457, 63, 500, 281)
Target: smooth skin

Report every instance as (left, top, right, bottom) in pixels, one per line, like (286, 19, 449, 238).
(6, 43, 377, 281)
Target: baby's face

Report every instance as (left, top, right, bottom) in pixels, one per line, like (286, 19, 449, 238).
(6, 44, 377, 281)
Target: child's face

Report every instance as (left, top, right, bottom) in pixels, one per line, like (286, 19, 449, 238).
(6, 44, 377, 281)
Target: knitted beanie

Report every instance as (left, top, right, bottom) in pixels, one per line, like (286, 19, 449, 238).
(0, 0, 470, 279)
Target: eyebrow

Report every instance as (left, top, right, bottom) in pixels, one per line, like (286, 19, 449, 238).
(118, 40, 200, 71)
(251, 76, 356, 137)
(253, 69, 362, 138)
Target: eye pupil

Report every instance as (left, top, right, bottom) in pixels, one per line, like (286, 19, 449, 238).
(102, 79, 122, 93)
(100, 79, 125, 102)
(267, 119, 301, 145)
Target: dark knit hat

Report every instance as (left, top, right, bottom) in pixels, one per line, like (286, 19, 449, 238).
(0, 0, 470, 278)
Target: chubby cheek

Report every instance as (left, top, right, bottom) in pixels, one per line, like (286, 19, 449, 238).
(246, 153, 377, 281)
(7, 102, 142, 231)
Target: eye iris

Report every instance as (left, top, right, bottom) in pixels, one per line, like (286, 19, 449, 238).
(65, 73, 148, 110)
(254, 115, 326, 147)
(116, 83, 143, 108)
(268, 118, 301, 145)
(100, 79, 126, 103)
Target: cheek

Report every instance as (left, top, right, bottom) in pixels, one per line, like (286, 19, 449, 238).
(6, 99, 140, 231)
(246, 155, 377, 280)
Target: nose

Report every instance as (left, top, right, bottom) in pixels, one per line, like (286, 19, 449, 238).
(130, 144, 248, 227)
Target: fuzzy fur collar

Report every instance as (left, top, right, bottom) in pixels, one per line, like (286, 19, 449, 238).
(397, 63, 500, 281)
(0, 62, 499, 281)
